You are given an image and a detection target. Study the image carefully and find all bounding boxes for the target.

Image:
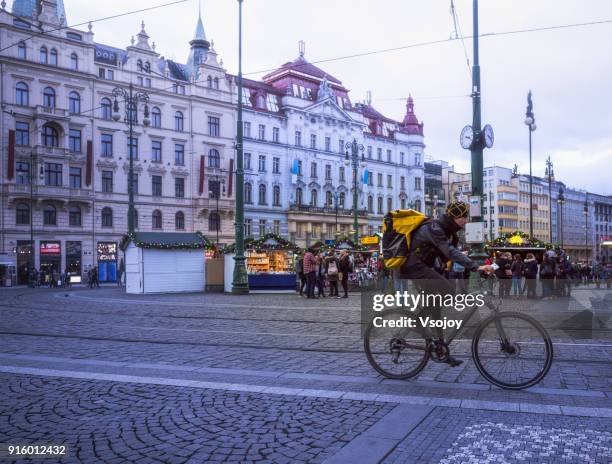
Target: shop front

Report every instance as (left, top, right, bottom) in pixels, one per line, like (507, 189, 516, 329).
(40, 241, 61, 283)
(16, 240, 33, 285)
(66, 241, 82, 283)
(97, 241, 118, 282)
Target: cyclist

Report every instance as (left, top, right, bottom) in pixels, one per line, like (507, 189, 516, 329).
(397, 200, 495, 366)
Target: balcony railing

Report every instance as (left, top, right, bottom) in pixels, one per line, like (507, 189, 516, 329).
(289, 204, 368, 217)
(35, 106, 68, 117)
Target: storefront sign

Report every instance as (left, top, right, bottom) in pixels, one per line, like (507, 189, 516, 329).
(40, 242, 60, 255)
(97, 242, 117, 261)
(361, 236, 379, 245)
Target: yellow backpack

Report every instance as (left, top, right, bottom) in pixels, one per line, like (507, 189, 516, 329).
(382, 209, 430, 269)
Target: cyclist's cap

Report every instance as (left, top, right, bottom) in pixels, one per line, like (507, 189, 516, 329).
(446, 201, 469, 219)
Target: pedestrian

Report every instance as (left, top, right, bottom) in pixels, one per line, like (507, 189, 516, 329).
(92, 267, 100, 288)
(315, 251, 326, 297)
(295, 252, 306, 296)
(557, 254, 572, 297)
(117, 259, 124, 287)
(494, 252, 512, 298)
(338, 250, 351, 298)
(511, 254, 523, 299)
(325, 252, 339, 297)
(523, 253, 538, 298)
(303, 248, 317, 299)
(540, 254, 556, 299)
(87, 267, 93, 288)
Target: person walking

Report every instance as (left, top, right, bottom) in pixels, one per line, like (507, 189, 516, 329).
(494, 252, 512, 298)
(511, 254, 524, 299)
(325, 252, 339, 297)
(315, 251, 326, 297)
(540, 254, 556, 299)
(295, 252, 306, 296)
(523, 253, 538, 299)
(91, 266, 100, 288)
(303, 248, 317, 299)
(338, 250, 351, 298)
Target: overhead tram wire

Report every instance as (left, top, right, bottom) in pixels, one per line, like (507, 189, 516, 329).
(0, 0, 188, 53)
(449, 0, 471, 79)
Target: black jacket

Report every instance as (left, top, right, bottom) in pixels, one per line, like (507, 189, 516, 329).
(405, 214, 478, 272)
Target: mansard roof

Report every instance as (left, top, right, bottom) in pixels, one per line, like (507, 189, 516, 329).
(262, 55, 342, 85)
(165, 60, 190, 82)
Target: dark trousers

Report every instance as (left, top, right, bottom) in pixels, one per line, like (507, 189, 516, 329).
(306, 271, 316, 298)
(328, 280, 338, 296)
(298, 273, 306, 295)
(525, 278, 537, 298)
(340, 276, 348, 297)
(316, 276, 325, 296)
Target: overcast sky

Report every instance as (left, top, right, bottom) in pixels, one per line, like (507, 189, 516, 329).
(61, 0, 612, 194)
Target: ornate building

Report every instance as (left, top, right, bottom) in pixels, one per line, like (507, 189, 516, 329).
(0, 0, 235, 284)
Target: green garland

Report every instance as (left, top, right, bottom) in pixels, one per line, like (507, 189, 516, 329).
(221, 233, 301, 254)
(119, 231, 213, 251)
(486, 230, 554, 250)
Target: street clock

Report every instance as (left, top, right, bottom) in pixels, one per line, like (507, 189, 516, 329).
(483, 124, 494, 148)
(460, 125, 474, 149)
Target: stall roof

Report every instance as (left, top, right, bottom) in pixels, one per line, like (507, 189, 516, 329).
(120, 232, 211, 250)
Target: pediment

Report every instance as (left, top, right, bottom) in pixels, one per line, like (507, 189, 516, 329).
(304, 98, 354, 123)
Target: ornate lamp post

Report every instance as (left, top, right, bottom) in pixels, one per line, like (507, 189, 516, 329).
(545, 156, 554, 242)
(524, 90, 537, 238)
(111, 84, 150, 234)
(557, 186, 565, 248)
(344, 139, 366, 244)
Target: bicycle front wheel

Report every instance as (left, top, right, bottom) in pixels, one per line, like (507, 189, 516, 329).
(364, 309, 430, 380)
(472, 312, 553, 390)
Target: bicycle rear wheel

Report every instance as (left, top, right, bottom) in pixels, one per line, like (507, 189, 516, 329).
(472, 311, 553, 390)
(364, 309, 430, 379)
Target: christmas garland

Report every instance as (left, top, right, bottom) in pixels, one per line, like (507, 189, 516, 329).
(221, 233, 301, 254)
(486, 230, 553, 250)
(119, 231, 213, 251)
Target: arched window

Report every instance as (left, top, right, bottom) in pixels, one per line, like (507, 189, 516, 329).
(207, 76, 213, 88)
(15, 82, 29, 106)
(16, 203, 30, 225)
(295, 187, 303, 206)
(174, 111, 184, 131)
(137, 59, 143, 72)
(101, 207, 113, 227)
(69, 206, 81, 226)
(208, 211, 220, 231)
(42, 124, 59, 147)
(39, 46, 48, 64)
(415, 199, 422, 212)
(43, 204, 56, 225)
(367, 195, 373, 213)
(68, 91, 80, 114)
(70, 53, 78, 70)
(17, 41, 26, 59)
(50, 48, 58, 66)
(43, 87, 56, 108)
(339, 192, 345, 208)
(152, 210, 162, 229)
(144, 61, 151, 73)
(310, 189, 318, 207)
(258, 184, 267, 205)
(244, 182, 252, 204)
(101, 97, 112, 120)
(273, 186, 281, 206)
(326, 191, 333, 207)
(214, 77, 219, 89)
(377, 197, 383, 214)
(387, 197, 393, 213)
(151, 107, 161, 128)
(175, 211, 185, 230)
(208, 149, 220, 168)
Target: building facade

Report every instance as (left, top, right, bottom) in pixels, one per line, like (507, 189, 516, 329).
(0, 1, 236, 284)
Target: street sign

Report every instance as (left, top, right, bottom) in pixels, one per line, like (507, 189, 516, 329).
(361, 236, 379, 245)
(465, 222, 485, 243)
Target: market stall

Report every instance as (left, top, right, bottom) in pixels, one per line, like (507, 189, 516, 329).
(223, 234, 300, 292)
(486, 231, 553, 260)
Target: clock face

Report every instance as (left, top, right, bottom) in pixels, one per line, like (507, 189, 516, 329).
(483, 124, 494, 148)
(460, 125, 474, 149)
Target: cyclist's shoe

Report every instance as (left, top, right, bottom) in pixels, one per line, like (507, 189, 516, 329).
(445, 355, 464, 367)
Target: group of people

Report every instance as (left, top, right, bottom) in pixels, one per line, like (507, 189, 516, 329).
(28, 267, 72, 288)
(295, 249, 353, 298)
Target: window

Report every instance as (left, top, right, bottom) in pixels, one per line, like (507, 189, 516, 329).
(101, 98, 112, 120)
(273, 186, 281, 206)
(368, 195, 373, 213)
(339, 139, 344, 153)
(145, 79, 151, 88)
(272, 127, 280, 143)
(68, 129, 81, 152)
(101, 170, 113, 193)
(377, 197, 383, 214)
(208, 149, 220, 168)
(66, 32, 82, 41)
(325, 164, 331, 180)
(69, 167, 81, 188)
(175, 211, 185, 230)
(297, 160, 302, 176)
(152, 210, 162, 229)
(208, 116, 220, 136)
(273, 220, 280, 235)
(43, 87, 56, 108)
(16, 162, 30, 185)
(209, 180, 221, 198)
(69, 206, 81, 226)
(310, 162, 317, 178)
(45, 163, 62, 187)
(295, 187, 303, 205)
(272, 157, 280, 174)
(414, 153, 421, 166)
(43, 205, 56, 225)
(39, 46, 48, 64)
(151, 107, 161, 128)
(107, 69, 114, 80)
(16, 121, 29, 145)
(244, 153, 251, 170)
(295, 130, 301, 146)
(401, 198, 406, 209)
(339, 192, 345, 208)
(175, 111, 184, 132)
(367, 146, 372, 159)
(175, 177, 184, 198)
(144, 61, 151, 73)
(415, 177, 421, 190)
(244, 182, 252, 204)
(99, 68, 105, 79)
(152, 175, 162, 196)
(258, 184, 267, 205)
(100, 207, 112, 227)
(311, 189, 318, 206)
(387, 174, 392, 188)
(310, 134, 317, 149)
(259, 219, 267, 236)
(17, 42, 26, 59)
(128, 137, 138, 160)
(387, 150, 392, 162)
(415, 199, 421, 212)
(15, 82, 29, 106)
(101, 133, 113, 157)
(174, 144, 184, 166)
(16, 203, 30, 225)
(325, 137, 331, 152)
(258, 124, 266, 141)
(258, 155, 266, 172)
(387, 197, 392, 212)
(326, 191, 333, 207)
(127, 101, 137, 123)
(400, 152, 405, 165)
(267, 94, 278, 111)
(70, 53, 78, 70)
(400, 176, 405, 189)
(208, 212, 220, 232)
(377, 173, 382, 187)
(68, 91, 80, 114)
(368, 172, 373, 186)
(207, 76, 213, 88)
(339, 166, 345, 182)
(151, 140, 162, 163)
(377, 148, 382, 161)
(42, 125, 59, 148)
(243, 121, 251, 137)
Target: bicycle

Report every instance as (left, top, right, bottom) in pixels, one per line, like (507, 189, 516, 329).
(363, 274, 553, 390)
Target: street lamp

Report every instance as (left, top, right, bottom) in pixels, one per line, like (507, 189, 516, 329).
(524, 90, 536, 238)
(111, 84, 149, 234)
(27, 152, 44, 287)
(344, 139, 366, 244)
(545, 156, 554, 242)
(333, 190, 339, 238)
(584, 196, 589, 263)
(488, 189, 494, 240)
(557, 186, 565, 248)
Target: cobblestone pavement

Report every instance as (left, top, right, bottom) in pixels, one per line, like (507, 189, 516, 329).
(0, 286, 611, 463)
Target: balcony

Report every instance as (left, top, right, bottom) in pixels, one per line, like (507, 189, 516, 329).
(34, 145, 69, 159)
(289, 204, 369, 217)
(35, 105, 68, 120)
(195, 197, 236, 210)
(5, 183, 93, 203)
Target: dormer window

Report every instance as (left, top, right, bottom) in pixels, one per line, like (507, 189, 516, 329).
(144, 61, 151, 73)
